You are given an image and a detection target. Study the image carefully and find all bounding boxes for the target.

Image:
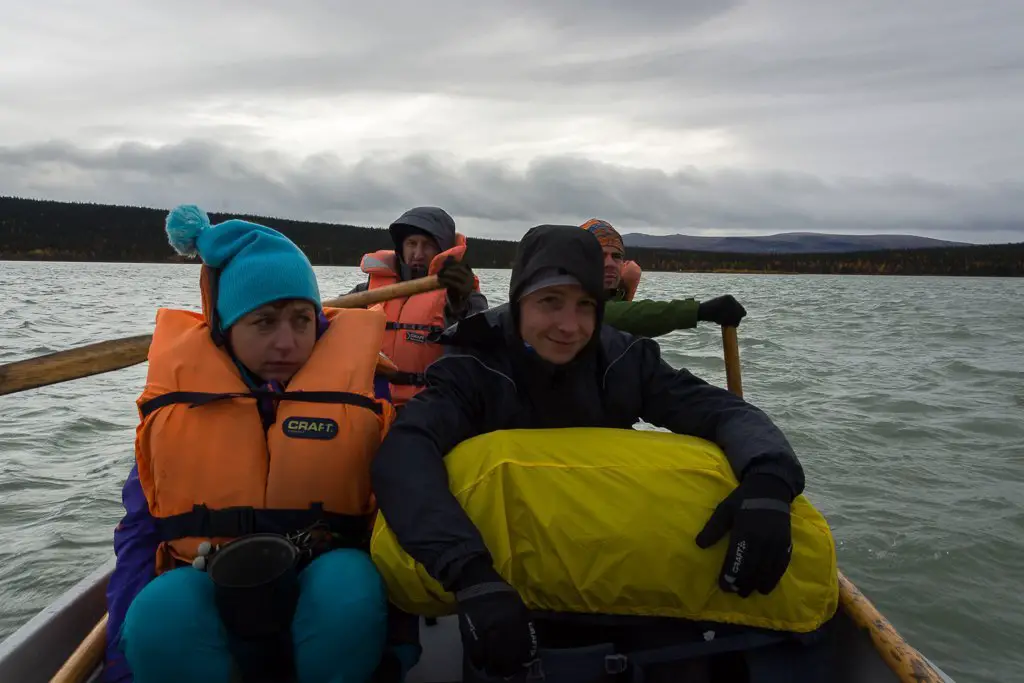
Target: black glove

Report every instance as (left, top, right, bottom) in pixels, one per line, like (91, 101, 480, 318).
(695, 473, 793, 598)
(437, 257, 476, 311)
(453, 558, 538, 678)
(697, 295, 747, 327)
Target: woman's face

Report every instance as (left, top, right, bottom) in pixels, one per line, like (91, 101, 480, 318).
(517, 284, 597, 364)
(228, 299, 317, 382)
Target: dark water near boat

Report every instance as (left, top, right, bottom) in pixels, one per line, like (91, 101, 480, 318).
(1, 261, 1022, 683)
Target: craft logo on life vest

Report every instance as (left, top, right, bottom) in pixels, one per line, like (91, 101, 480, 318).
(283, 417, 339, 440)
(404, 331, 428, 344)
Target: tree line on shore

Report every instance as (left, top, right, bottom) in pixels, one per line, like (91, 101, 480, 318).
(2, 196, 1022, 276)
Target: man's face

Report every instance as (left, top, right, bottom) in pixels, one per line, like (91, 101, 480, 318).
(402, 234, 441, 275)
(602, 246, 624, 290)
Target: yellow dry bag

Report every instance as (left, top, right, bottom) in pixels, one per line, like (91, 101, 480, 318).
(370, 428, 838, 634)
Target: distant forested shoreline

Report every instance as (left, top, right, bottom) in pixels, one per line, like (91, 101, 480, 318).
(2, 196, 1022, 276)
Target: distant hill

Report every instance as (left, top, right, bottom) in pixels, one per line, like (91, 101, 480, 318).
(1, 196, 1021, 276)
(622, 231, 972, 254)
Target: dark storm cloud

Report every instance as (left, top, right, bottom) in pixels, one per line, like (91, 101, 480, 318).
(2, 138, 1020, 243)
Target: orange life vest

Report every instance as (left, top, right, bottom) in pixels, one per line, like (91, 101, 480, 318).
(620, 260, 642, 301)
(359, 233, 480, 405)
(134, 304, 395, 575)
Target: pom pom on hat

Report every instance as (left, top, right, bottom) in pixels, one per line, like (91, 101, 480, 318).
(163, 203, 322, 330)
(166, 204, 211, 257)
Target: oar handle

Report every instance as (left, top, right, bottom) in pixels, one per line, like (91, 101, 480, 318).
(322, 275, 441, 309)
(49, 613, 107, 683)
(721, 325, 743, 398)
(0, 275, 443, 397)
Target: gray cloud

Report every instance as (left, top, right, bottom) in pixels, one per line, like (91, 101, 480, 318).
(2, 138, 1020, 243)
(1, 0, 1022, 243)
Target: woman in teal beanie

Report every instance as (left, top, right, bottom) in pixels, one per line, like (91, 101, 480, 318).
(103, 206, 417, 683)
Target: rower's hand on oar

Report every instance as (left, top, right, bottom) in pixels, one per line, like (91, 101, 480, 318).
(696, 473, 794, 597)
(453, 558, 539, 678)
(437, 257, 476, 311)
(697, 295, 747, 327)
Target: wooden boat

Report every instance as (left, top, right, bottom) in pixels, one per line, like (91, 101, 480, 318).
(0, 554, 956, 683)
(0, 316, 957, 682)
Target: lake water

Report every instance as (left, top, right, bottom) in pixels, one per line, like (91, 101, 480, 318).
(1, 261, 1022, 683)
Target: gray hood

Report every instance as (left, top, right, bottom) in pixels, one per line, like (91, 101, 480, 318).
(388, 206, 457, 256)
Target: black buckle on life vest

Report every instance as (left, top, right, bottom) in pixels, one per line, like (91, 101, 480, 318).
(156, 504, 259, 539)
(387, 371, 427, 387)
(155, 503, 371, 545)
(385, 322, 445, 333)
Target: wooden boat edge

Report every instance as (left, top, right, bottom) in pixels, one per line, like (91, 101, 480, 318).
(0, 558, 957, 683)
(0, 558, 113, 682)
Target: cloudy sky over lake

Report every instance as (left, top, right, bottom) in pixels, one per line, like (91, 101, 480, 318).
(1, 1, 1022, 242)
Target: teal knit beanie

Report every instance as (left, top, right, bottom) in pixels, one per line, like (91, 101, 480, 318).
(165, 205, 321, 330)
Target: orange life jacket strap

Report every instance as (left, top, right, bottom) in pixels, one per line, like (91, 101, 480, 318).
(139, 389, 383, 419)
(154, 502, 371, 544)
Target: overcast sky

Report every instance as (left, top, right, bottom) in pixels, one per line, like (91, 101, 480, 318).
(2, 1, 1022, 243)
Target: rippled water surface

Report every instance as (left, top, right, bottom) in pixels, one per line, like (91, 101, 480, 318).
(1, 261, 1022, 683)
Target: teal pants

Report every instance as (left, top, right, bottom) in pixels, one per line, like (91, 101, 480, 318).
(120, 549, 391, 683)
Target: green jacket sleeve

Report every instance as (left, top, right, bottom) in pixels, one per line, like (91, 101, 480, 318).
(603, 298, 700, 338)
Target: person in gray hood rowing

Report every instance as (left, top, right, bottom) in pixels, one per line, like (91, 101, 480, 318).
(350, 206, 488, 406)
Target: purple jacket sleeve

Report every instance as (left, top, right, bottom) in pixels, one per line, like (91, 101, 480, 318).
(374, 373, 392, 403)
(103, 464, 159, 683)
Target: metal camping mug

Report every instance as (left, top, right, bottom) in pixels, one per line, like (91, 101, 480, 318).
(205, 533, 301, 641)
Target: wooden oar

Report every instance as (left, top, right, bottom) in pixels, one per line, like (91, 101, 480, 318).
(720, 325, 945, 683)
(0, 275, 442, 397)
(721, 326, 743, 396)
(49, 613, 107, 683)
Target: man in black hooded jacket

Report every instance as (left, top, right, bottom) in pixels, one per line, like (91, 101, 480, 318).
(370, 225, 806, 678)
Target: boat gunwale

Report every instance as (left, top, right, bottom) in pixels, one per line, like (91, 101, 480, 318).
(0, 556, 959, 683)
(0, 558, 114, 682)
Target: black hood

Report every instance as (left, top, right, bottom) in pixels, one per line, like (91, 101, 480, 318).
(509, 224, 605, 306)
(388, 206, 457, 257)
(442, 225, 605, 356)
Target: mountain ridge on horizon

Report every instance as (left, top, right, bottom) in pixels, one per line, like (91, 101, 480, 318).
(622, 231, 973, 254)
